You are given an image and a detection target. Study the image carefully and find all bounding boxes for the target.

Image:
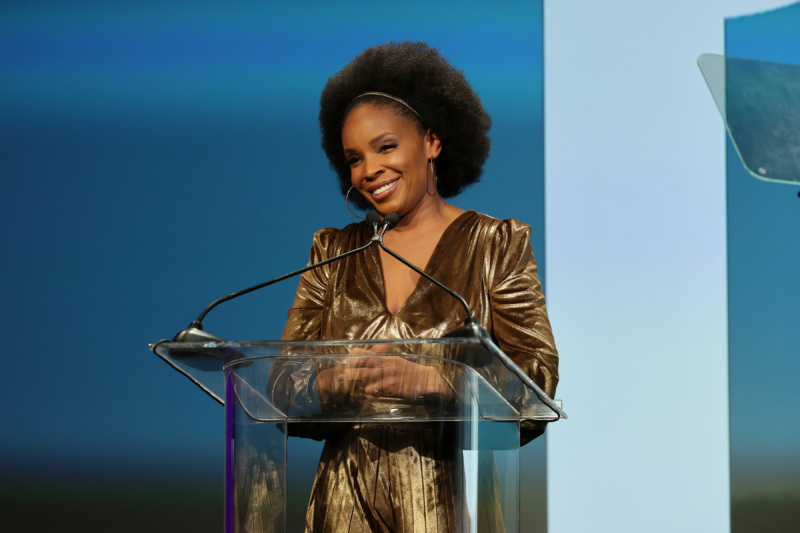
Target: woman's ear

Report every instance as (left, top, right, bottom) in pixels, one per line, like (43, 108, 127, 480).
(426, 130, 442, 159)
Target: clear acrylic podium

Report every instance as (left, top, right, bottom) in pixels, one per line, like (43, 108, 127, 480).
(152, 336, 565, 532)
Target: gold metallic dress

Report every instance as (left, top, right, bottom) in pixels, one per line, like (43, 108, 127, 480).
(280, 210, 558, 533)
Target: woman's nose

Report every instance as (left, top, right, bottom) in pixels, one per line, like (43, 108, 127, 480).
(363, 156, 383, 181)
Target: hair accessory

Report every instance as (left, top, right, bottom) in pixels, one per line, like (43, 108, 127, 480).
(354, 92, 424, 123)
(345, 186, 366, 220)
(427, 158, 438, 196)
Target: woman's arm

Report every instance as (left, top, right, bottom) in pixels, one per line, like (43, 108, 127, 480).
(487, 220, 559, 445)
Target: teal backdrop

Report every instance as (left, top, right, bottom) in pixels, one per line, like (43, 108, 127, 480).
(0, 2, 547, 531)
(726, 4, 800, 531)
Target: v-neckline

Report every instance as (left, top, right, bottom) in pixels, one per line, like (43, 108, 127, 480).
(373, 210, 473, 317)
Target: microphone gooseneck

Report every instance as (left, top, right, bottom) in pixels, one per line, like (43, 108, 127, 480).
(174, 213, 385, 342)
(170, 210, 484, 344)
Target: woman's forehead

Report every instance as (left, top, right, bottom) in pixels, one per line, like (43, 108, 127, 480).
(343, 104, 418, 133)
(342, 102, 424, 137)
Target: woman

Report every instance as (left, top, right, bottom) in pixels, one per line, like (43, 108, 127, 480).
(279, 41, 558, 532)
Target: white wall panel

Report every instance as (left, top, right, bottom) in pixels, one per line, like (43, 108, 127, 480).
(544, 1, 786, 531)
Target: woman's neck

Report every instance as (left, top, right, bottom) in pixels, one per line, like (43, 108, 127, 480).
(390, 195, 463, 234)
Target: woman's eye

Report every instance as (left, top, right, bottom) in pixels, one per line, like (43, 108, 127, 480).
(379, 143, 397, 152)
(347, 156, 362, 167)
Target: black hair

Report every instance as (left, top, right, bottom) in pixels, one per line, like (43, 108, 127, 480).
(319, 41, 492, 210)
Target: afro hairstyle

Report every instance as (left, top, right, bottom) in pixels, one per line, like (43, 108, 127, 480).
(319, 41, 492, 211)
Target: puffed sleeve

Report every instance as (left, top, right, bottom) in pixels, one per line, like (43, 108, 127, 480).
(280, 228, 338, 341)
(270, 228, 343, 441)
(486, 219, 559, 445)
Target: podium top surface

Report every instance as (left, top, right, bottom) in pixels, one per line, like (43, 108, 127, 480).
(151, 336, 566, 423)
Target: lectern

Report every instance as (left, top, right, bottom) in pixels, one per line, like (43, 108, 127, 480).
(152, 335, 565, 532)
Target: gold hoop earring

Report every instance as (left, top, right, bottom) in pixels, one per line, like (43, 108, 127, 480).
(345, 186, 366, 220)
(427, 158, 438, 196)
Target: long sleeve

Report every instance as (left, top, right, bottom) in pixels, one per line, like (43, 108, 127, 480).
(485, 220, 559, 445)
(271, 228, 344, 441)
(280, 227, 339, 342)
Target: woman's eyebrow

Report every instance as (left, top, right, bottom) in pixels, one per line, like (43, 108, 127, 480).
(344, 132, 395, 156)
(368, 132, 395, 148)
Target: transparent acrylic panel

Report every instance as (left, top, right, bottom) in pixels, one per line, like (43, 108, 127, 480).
(231, 357, 525, 428)
(151, 338, 565, 422)
(229, 400, 287, 532)
(227, 365, 523, 533)
(150, 338, 230, 403)
(151, 338, 556, 532)
(698, 53, 800, 184)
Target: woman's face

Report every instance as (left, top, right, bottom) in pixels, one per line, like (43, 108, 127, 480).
(342, 103, 441, 217)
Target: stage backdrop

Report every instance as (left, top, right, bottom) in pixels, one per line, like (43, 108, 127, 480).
(0, 2, 548, 531)
(545, 1, 796, 532)
(725, 4, 800, 531)
(5, 1, 798, 532)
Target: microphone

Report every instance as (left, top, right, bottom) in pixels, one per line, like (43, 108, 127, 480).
(376, 213, 485, 339)
(366, 209, 382, 234)
(382, 212, 400, 230)
(171, 210, 386, 343)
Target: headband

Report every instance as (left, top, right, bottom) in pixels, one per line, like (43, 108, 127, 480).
(353, 92, 425, 123)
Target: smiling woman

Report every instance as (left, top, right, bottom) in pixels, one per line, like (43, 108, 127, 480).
(320, 42, 492, 208)
(342, 102, 440, 217)
(275, 41, 559, 532)
(342, 102, 453, 314)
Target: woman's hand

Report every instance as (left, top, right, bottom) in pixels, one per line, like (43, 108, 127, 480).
(346, 355, 453, 400)
(316, 349, 454, 403)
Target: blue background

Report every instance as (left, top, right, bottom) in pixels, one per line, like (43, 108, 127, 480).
(4, 1, 800, 531)
(726, 4, 800, 530)
(1, 1, 546, 530)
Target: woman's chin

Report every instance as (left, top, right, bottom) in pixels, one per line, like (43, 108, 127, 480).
(371, 201, 402, 217)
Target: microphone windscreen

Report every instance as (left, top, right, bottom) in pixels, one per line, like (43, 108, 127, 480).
(383, 213, 400, 230)
(366, 210, 381, 225)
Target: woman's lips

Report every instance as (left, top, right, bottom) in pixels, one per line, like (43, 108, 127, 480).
(369, 178, 399, 200)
